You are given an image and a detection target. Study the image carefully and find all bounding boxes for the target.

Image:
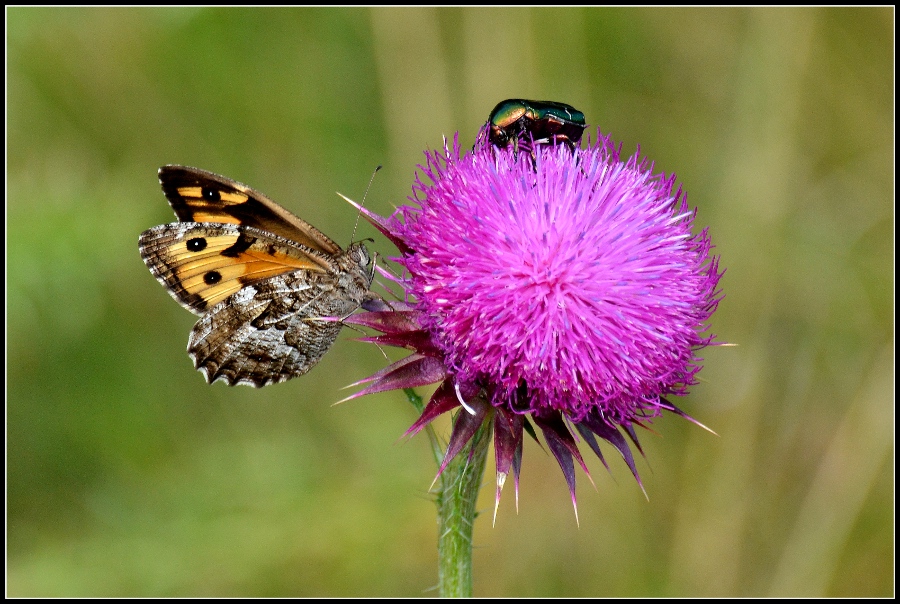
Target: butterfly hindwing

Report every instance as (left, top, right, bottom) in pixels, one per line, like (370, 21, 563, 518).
(185, 269, 349, 387)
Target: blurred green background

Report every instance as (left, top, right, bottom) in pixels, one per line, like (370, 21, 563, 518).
(7, 7, 893, 597)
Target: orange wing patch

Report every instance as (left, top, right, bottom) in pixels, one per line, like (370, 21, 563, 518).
(139, 224, 329, 313)
(176, 186, 247, 204)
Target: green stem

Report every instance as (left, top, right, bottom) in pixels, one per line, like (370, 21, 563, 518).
(435, 414, 492, 598)
(403, 389, 492, 597)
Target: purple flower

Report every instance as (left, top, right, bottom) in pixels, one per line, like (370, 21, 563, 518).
(345, 130, 723, 520)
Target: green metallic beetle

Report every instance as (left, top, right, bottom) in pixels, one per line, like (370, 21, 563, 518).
(487, 99, 587, 150)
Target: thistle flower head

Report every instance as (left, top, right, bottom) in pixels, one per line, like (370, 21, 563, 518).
(346, 130, 723, 519)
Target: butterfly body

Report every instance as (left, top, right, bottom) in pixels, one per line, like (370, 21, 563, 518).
(139, 166, 373, 387)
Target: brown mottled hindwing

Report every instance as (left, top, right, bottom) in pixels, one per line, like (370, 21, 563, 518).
(139, 165, 374, 387)
(187, 242, 372, 387)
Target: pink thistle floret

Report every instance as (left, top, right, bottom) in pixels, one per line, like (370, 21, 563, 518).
(346, 130, 723, 517)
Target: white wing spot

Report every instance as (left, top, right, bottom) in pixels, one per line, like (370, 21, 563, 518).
(233, 286, 257, 305)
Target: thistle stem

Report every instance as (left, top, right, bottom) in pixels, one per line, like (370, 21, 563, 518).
(435, 417, 492, 598)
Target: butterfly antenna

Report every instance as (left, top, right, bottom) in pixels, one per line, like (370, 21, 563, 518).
(351, 165, 382, 243)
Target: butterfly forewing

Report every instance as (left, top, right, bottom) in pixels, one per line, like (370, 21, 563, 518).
(159, 165, 342, 255)
(139, 223, 332, 313)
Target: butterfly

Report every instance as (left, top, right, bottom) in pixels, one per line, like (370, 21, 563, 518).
(138, 165, 374, 387)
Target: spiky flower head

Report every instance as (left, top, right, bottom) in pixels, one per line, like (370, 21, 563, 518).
(347, 130, 723, 519)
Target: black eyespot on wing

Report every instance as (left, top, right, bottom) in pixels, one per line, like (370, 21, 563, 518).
(204, 271, 222, 285)
(187, 237, 207, 252)
(202, 187, 221, 202)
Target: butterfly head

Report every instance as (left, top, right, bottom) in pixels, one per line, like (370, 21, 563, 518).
(342, 241, 374, 287)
